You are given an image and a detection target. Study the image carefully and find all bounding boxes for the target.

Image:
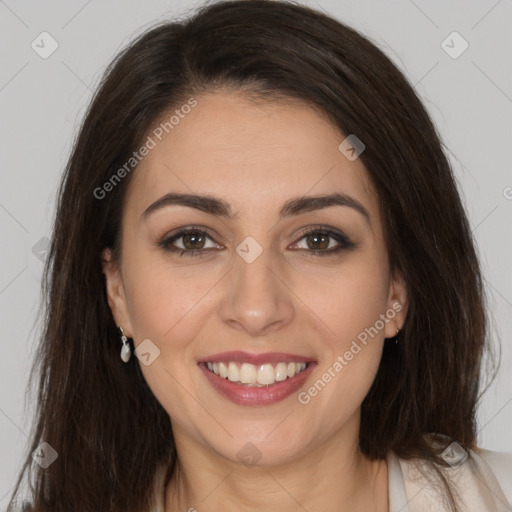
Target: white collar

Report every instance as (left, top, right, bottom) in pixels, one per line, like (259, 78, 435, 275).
(386, 445, 512, 512)
(387, 450, 410, 512)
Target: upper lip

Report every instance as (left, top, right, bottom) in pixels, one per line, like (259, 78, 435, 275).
(197, 351, 316, 366)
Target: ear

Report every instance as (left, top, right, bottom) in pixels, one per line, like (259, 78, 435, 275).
(101, 248, 133, 337)
(384, 268, 408, 339)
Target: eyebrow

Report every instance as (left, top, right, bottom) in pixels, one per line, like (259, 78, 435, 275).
(141, 192, 371, 227)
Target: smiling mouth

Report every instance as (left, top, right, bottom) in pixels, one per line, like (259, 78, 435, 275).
(201, 360, 311, 387)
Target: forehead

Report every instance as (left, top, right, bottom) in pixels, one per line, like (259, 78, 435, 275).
(125, 91, 379, 224)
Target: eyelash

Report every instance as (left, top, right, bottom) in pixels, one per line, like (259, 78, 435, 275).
(157, 225, 355, 258)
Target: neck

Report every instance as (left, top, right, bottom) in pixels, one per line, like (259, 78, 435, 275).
(163, 417, 389, 512)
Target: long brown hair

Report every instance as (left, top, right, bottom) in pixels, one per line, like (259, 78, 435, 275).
(7, 1, 496, 511)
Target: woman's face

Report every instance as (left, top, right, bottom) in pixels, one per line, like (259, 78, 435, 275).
(103, 91, 407, 466)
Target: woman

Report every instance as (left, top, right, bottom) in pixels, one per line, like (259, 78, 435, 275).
(7, 1, 511, 511)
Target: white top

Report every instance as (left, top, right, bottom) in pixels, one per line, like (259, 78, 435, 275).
(150, 443, 512, 512)
(387, 445, 512, 511)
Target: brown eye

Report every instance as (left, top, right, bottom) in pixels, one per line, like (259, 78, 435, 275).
(158, 227, 220, 257)
(291, 227, 355, 256)
(181, 231, 207, 250)
(304, 232, 331, 251)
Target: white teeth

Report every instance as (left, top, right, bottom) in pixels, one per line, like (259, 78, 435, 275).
(218, 361, 228, 378)
(206, 360, 308, 386)
(227, 362, 239, 382)
(257, 364, 275, 385)
(240, 363, 257, 384)
(275, 362, 288, 381)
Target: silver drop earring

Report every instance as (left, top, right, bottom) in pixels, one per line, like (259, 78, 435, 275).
(119, 326, 132, 363)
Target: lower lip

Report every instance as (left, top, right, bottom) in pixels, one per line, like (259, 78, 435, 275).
(198, 362, 317, 406)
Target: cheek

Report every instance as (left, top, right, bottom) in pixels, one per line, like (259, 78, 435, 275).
(298, 276, 388, 427)
(302, 345, 383, 437)
(122, 249, 206, 342)
(294, 255, 389, 409)
(292, 254, 390, 341)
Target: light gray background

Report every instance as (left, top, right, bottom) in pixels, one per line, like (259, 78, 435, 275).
(1, 0, 511, 505)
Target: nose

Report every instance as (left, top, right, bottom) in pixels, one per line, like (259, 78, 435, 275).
(218, 245, 295, 337)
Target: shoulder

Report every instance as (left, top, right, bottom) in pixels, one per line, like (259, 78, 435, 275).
(389, 438, 512, 512)
(475, 447, 512, 504)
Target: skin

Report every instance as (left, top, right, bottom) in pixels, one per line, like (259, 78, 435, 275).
(102, 90, 408, 512)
